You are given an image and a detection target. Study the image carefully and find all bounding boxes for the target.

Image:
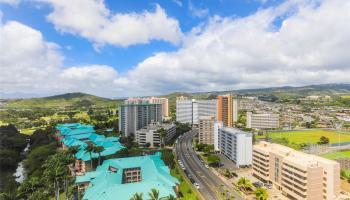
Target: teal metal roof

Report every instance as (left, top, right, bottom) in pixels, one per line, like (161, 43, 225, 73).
(56, 123, 124, 161)
(78, 152, 179, 200)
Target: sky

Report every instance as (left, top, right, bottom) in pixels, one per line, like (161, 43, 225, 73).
(0, 0, 350, 98)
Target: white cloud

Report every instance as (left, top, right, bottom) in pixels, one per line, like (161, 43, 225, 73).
(0, 0, 20, 6)
(111, 0, 350, 96)
(38, 0, 182, 48)
(172, 0, 182, 7)
(2, 0, 350, 98)
(189, 0, 209, 18)
(0, 19, 119, 97)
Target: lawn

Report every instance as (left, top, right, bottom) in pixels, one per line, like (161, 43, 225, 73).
(259, 130, 350, 144)
(20, 127, 37, 135)
(321, 150, 350, 160)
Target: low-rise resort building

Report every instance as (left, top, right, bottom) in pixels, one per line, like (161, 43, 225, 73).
(56, 123, 179, 200)
(76, 152, 179, 200)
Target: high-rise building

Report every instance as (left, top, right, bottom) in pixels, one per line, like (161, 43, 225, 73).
(198, 116, 215, 145)
(217, 94, 238, 127)
(214, 121, 223, 151)
(119, 103, 162, 137)
(253, 141, 340, 200)
(176, 99, 217, 125)
(125, 97, 169, 118)
(218, 127, 252, 166)
(246, 112, 279, 129)
(135, 123, 176, 147)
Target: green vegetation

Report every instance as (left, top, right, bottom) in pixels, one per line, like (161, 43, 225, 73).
(259, 129, 350, 145)
(170, 166, 198, 200)
(254, 187, 268, 200)
(0, 125, 29, 191)
(2, 92, 122, 109)
(322, 150, 350, 160)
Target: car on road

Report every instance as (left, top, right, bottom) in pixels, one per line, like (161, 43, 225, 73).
(193, 182, 200, 189)
(253, 181, 264, 188)
(264, 183, 272, 189)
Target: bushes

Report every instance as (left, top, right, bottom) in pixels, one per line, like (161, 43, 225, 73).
(25, 143, 58, 177)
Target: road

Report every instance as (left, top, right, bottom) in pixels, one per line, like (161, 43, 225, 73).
(175, 129, 243, 200)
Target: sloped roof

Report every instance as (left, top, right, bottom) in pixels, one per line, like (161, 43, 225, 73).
(78, 152, 179, 200)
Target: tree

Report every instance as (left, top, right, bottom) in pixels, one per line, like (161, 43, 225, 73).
(207, 155, 220, 167)
(85, 142, 96, 169)
(148, 188, 160, 200)
(318, 136, 330, 144)
(94, 146, 105, 166)
(203, 145, 214, 154)
(237, 177, 252, 192)
(42, 151, 71, 200)
(156, 128, 167, 148)
(130, 192, 143, 200)
(19, 177, 41, 198)
(163, 194, 176, 200)
(254, 187, 268, 200)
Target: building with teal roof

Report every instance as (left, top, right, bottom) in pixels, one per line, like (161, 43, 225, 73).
(76, 152, 179, 200)
(56, 123, 125, 173)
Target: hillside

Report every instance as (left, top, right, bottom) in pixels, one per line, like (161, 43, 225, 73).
(1, 92, 123, 109)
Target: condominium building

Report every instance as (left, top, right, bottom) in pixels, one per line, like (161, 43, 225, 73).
(246, 112, 279, 129)
(214, 121, 223, 151)
(176, 99, 217, 125)
(252, 141, 340, 200)
(198, 116, 215, 145)
(119, 103, 162, 137)
(217, 94, 238, 127)
(218, 127, 252, 166)
(135, 123, 176, 147)
(125, 97, 169, 117)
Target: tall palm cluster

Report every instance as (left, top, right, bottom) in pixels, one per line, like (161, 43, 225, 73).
(85, 142, 105, 168)
(130, 189, 176, 200)
(0, 148, 76, 200)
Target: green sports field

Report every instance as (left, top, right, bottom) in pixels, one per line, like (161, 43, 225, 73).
(260, 129, 350, 144)
(321, 150, 350, 160)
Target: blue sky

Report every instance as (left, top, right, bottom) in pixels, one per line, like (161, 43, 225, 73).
(1, 0, 281, 72)
(0, 0, 350, 98)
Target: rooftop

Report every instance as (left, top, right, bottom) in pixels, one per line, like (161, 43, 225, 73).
(254, 141, 339, 168)
(56, 123, 124, 161)
(77, 152, 179, 200)
(220, 127, 252, 136)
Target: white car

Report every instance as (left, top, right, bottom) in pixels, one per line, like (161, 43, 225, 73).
(193, 183, 200, 189)
(204, 164, 209, 169)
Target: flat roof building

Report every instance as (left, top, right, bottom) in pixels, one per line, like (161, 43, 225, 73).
(198, 116, 215, 145)
(247, 112, 279, 129)
(76, 152, 179, 200)
(119, 103, 162, 137)
(176, 99, 216, 125)
(218, 127, 252, 166)
(125, 97, 169, 118)
(217, 94, 238, 127)
(135, 123, 176, 147)
(253, 141, 340, 200)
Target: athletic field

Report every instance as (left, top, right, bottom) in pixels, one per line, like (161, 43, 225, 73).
(261, 129, 350, 144)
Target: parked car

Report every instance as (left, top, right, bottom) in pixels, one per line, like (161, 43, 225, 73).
(253, 181, 263, 188)
(204, 164, 209, 169)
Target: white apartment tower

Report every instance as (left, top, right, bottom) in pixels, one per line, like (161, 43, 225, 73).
(246, 112, 279, 129)
(176, 99, 217, 125)
(218, 127, 252, 166)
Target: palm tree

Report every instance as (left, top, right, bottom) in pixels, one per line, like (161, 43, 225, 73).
(156, 128, 167, 148)
(237, 177, 252, 192)
(93, 145, 105, 166)
(148, 188, 160, 200)
(254, 188, 268, 200)
(85, 142, 95, 170)
(129, 192, 143, 200)
(67, 145, 80, 174)
(162, 194, 176, 200)
(19, 177, 41, 197)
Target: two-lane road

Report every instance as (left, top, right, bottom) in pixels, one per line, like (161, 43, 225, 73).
(175, 129, 243, 200)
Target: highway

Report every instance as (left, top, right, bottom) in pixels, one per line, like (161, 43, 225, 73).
(175, 129, 243, 200)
